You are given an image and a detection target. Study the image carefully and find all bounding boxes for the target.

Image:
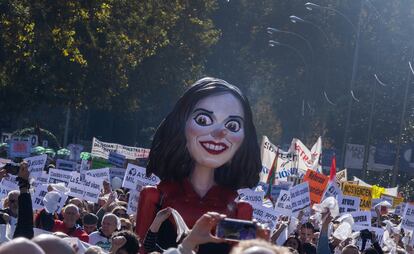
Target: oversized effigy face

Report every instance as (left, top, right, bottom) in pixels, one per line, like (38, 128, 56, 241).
(185, 92, 245, 169)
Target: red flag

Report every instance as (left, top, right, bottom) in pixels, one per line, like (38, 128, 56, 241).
(329, 155, 336, 182)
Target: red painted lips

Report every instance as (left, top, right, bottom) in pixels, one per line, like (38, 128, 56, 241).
(199, 141, 229, 155)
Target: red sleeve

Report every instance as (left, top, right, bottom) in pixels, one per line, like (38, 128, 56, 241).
(135, 186, 160, 242)
(77, 231, 89, 243)
(236, 201, 253, 220)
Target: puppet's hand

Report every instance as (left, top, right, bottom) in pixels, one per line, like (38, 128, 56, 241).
(149, 207, 172, 233)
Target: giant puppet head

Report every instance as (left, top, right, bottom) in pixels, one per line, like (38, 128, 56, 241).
(146, 77, 261, 190)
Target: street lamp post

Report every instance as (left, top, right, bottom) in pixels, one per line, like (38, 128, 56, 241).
(269, 40, 309, 139)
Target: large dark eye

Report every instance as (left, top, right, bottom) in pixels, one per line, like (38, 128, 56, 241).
(194, 113, 213, 126)
(225, 120, 241, 132)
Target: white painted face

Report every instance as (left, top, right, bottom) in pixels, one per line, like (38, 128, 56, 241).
(185, 93, 245, 169)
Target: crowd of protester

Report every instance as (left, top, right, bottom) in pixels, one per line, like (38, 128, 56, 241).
(0, 160, 411, 254)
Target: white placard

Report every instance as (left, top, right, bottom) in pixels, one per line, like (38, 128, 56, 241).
(32, 184, 68, 213)
(351, 211, 371, 227)
(395, 203, 406, 216)
(290, 182, 311, 214)
(91, 137, 150, 160)
(353, 225, 384, 250)
(108, 152, 126, 168)
(48, 168, 73, 186)
(122, 164, 160, 189)
(0, 176, 19, 206)
(56, 159, 77, 171)
(322, 181, 342, 201)
(275, 190, 292, 215)
(109, 168, 126, 180)
(237, 188, 264, 205)
(252, 203, 281, 232)
(402, 204, 414, 230)
(339, 195, 360, 214)
(32, 171, 49, 188)
(67, 172, 85, 200)
(127, 185, 142, 215)
(25, 154, 47, 178)
(86, 167, 110, 183)
(83, 174, 104, 203)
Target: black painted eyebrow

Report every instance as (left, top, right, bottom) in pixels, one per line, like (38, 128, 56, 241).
(192, 108, 213, 114)
(228, 115, 244, 121)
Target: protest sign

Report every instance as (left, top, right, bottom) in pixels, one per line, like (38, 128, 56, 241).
(269, 181, 292, 201)
(260, 136, 278, 183)
(32, 184, 68, 213)
(48, 168, 73, 186)
(9, 140, 31, 158)
(122, 164, 160, 189)
(109, 168, 126, 180)
(32, 171, 49, 188)
(25, 154, 47, 178)
(86, 167, 110, 183)
(401, 204, 414, 230)
(322, 181, 342, 201)
(338, 195, 360, 214)
(344, 144, 364, 169)
(290, 182, 311, 214)
(303, 170, 329, 204)
(275, 150, 300, 182)
(310, 137, 322, 172)
(336, 169, 347, 183)
(237, 188, 264, 205)
(91, 137, 150, 160)
(127, 185, 143, 215)
(83, 174, 104, 203)
(252, 203, 281, 232)
(108, 152, 126, 168)
(0, 176, 18, 206)
(395, 203, 406, 216)
(342, 182, 372, 210)
(56, 159, 77, 171)
(351, 211, 371, 227)
(353, 225, 384, 250)
(380, 193, 403, 208)
(275, 190, 292, 215)
(67, 172, 85, 200)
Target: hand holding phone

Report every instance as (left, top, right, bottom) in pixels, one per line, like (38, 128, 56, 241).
(216, 218, 257, 241)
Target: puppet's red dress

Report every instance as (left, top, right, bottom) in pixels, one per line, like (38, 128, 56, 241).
(136, 178, 252, 245)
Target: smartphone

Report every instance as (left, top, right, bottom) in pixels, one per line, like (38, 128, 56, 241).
(216, 218, 257, 241)
(4, 162, 20, 175)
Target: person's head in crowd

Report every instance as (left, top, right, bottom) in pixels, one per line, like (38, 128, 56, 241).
(230, 239, 291, 254)
(299, 222, 315, 244)
(116, 201, 128, 209)
(69, 198, 85, 212)
(361, 248, 379, 254)
(302, 242, 316, 254)
(7, 190, 20, 217)
(120, 218, 132, 231)
(33, 234, 74, 254)
(0, 237, 45, 254)
(112, 206, 128, 219)
(83, 213, 99, 234)
(283, 235, 303, 254)
(85, 246, 105, 254)
(101, 213, 120, 237)
(111, 230, 140, 254)
(311, 232, 319, 246)
(146, 77, 261, 190)
(103, 180, 111, 194)
(62, 204, 80, 228)
(342, 244, 360, 254)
